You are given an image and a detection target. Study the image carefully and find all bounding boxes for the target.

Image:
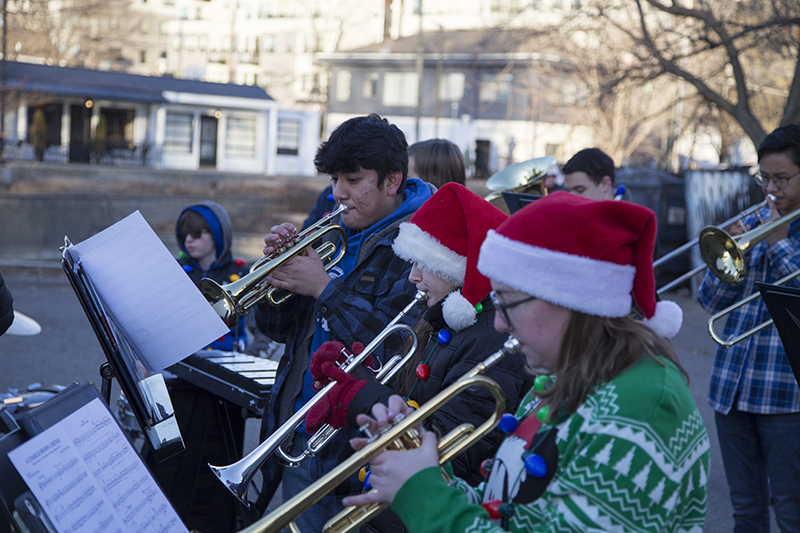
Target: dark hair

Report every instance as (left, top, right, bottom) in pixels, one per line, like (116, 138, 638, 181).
(408, 138, 466, 188)
(314, 114, 409, 192)
(178, 210, 209, 240)
(757, 124, 800, 167)
(562, 148, 616, 186)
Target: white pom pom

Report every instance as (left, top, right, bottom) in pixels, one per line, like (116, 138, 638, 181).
(642, 300, 683, 338)
(442, 290, 477, 332)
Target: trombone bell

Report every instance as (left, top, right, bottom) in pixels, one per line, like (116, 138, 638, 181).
(699, 203, 800, 286)
(698, 227, 747, 286)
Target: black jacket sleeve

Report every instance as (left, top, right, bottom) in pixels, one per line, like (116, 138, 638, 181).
(0, 270, 14, 336)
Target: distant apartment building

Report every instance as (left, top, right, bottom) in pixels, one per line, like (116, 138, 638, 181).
(318, 29, 594, 177)
(120, 0, 578, 111)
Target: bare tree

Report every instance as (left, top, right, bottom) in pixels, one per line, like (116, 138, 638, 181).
(587, 0, 800, 149)
(6, 0, 133, 69)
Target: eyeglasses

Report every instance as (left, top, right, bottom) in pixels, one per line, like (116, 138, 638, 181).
(490, 290, 537, 327)
(754, 169, 800, 189)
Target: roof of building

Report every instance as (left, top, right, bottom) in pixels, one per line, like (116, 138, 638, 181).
(317, 29, 565, 66)
(4, 61, 274, 103)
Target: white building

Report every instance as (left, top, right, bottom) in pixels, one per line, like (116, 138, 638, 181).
(4, 61, 319, 176)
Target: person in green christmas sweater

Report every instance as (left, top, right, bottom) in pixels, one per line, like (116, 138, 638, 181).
(344, 191, 710, 533)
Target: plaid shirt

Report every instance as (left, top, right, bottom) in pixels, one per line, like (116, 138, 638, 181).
(697, 207, 800, 415)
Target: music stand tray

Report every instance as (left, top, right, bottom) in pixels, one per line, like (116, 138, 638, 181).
(756, 281, 800, 387)
(501, 192, 543, 214)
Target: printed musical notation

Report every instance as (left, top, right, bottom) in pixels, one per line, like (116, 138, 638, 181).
(9, 398, 188, 533)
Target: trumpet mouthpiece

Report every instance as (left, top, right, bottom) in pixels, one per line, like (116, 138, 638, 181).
(768, 194, 777, 202)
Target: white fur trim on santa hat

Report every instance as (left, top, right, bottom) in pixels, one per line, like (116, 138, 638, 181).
(478, 231, 635, 318)
(442, 290, 477, 331)
(642, 300, 683, 338)
(392, 222, 466, 286)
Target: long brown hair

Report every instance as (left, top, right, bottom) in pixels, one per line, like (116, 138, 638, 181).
(536, 311, 688, 417)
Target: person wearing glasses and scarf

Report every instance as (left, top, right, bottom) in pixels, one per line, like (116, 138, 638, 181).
(342, 191, 709, 533)
(307, 183, 532, 533)
(697, 124, 800, 532)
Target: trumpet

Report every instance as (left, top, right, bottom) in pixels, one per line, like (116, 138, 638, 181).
(200, 204, 349, 327)
(238, 337, 521, 533)
(210, 291, 427, 506)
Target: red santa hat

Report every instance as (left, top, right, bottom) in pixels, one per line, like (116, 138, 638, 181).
(392, 182, 508, 331)
(477, 191, 682, 338)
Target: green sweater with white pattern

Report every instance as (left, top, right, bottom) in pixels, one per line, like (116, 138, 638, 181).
(392, 356, 710, 533)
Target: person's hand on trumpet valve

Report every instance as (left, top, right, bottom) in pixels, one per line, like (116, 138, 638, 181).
(343, 395, 440, 507)
(263, 221, 299, 255)
(305, 341, 370, 435)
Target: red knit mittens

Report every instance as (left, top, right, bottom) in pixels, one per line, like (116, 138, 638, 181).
(306, 341, 370, 435)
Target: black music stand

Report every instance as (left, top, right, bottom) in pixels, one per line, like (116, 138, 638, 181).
(0, 382, 187, 533)
(502, 191, 544, 214)
(756, 282, 800, 387)
(61, 238, 184, 463)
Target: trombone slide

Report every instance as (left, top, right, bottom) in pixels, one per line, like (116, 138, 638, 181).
(708, 269, 800, 347)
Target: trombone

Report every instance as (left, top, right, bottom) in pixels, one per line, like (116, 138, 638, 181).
(200, 204, 349, 327)
(703, 204, 800, 346)
(238, 337, 521, 533)
(655, 196, 774, 295)
(210, 291, 427, 506)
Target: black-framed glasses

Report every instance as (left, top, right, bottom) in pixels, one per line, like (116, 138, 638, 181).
(490, 290, 537, 327)
(754, 169, 800, 189)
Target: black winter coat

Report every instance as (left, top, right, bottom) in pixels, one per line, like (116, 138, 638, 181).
(348, 296, 532, 485)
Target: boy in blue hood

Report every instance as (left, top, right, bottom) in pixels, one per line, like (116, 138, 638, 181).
(176, 201, 249, 351)
(253, 114, 434, 526)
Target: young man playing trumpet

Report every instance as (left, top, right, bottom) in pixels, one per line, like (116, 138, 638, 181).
(697, 124, 800, 532)
(253, 114, 434, 530)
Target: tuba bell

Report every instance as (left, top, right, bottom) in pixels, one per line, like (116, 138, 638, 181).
(483, 155, 558, 205)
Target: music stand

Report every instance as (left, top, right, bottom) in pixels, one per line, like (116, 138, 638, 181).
(61, 238, 184, 462)
(501, 192, 544, 214)
(756, 281, 800, 387)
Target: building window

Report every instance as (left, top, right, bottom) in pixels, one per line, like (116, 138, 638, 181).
(438, 72, 465, 101)
(335, 70, 351, 102)
(165, 113, 193, 154)
(140, 50, 146, 63)
(263, 35, 275, 53)
(383, 72, 418, 107)
(286, 34, 294, 53)
(479, 73, 512, 103)
(363, 72, 379, 98)
(277, 119, 301, 155)
(225, 116, 256, 157)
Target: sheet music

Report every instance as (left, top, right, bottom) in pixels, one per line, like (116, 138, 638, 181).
(68, 211, 228, 371)
(8, 398, 188, 533)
